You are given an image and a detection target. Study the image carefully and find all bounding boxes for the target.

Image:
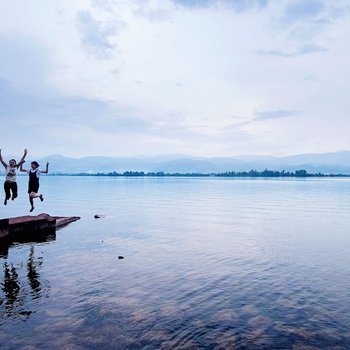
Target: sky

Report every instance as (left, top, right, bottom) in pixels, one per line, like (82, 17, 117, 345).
(0, 0, 349, 158)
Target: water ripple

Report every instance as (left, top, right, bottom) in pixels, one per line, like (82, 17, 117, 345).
(2, 177, 350, 349)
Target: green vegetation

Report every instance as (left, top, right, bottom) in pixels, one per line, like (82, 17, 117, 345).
(49, 169, 350, 177)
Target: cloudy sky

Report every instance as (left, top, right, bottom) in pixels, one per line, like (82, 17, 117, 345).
(0, 0, 349, 158)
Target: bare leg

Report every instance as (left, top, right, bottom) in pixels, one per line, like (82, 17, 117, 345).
(29, 194, 35, 212)
(31, 192, 43, 199)
(29, 192, 44, 212)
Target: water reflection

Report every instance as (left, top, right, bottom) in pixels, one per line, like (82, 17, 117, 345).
(2, 263, 20, 315)
(0, 230, 55, 258)
(27, 245, 43, 298)
(0, 234, 53, 323)
(2, 177, 350, 349)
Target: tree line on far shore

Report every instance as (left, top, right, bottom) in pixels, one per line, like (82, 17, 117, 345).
(48, 169, 350, 177)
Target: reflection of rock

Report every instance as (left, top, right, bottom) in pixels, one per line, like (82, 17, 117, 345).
(246, 329, 272, 348)
(0, 231, 56, 259)
(159, 303, 185, 319)
(129, 307, 156, 323)
(316, 327, 341, 341)
(276, 297, 302, 310)
(140, 330, 169, 342)
(240, 304, 259, 316)
(161, 339, 199, 349)
(248, 315, 272, 329)
(214, 331, 237, 349)
(274, 323, 314, 340)
(45, 308, 68, 317)
(212, 308, 238, 322)
(292, 342, 319, 350)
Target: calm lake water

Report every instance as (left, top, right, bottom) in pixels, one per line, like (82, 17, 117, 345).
(1, 176, 350, 349)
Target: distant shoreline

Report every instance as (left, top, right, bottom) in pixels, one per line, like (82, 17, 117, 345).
(39, 170, 350, 178)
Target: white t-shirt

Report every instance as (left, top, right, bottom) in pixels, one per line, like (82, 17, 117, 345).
(5, 166, 17, 183)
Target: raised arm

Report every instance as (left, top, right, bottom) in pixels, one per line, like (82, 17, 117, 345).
(17, 148, 28, 168)
(41, 162, 49, 174)
(19, 162, 28, 172)
(0, 149, 8, 168)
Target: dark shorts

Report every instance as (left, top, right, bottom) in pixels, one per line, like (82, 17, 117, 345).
(28, 183, 39, 194)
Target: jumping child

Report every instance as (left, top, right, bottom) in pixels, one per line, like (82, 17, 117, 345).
(20, 161, 49, 212)
(0, 148, 28, 205)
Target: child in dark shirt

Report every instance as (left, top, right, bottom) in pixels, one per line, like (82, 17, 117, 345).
(20, 161, 49, 212)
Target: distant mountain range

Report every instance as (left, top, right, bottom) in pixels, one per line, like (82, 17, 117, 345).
(23, 151, 350, 174)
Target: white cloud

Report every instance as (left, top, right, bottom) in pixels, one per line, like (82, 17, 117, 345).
(253, 110, 300, 121)
(257, 44, 328, 57)
(76, 10, 124, 59)
(0, 0, 349, 157)
(171, 0, 268, 11)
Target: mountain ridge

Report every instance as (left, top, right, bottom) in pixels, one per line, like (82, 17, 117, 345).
(13, 151, 350, 174)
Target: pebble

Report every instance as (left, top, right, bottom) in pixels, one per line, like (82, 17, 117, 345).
(94, 215, 104, 219)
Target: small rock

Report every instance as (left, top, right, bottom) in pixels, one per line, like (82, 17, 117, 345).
(94, 215, 104, 219)
(118, 256, 124, 259)
(19, 311, 32, 316)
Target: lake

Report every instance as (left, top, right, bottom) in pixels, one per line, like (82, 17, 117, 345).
(1, 176, 350, 349)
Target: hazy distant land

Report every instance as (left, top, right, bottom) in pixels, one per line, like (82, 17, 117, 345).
(22, 151, 350, 175)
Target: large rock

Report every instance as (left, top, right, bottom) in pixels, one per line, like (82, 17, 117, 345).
(0, 213, 80, 240)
